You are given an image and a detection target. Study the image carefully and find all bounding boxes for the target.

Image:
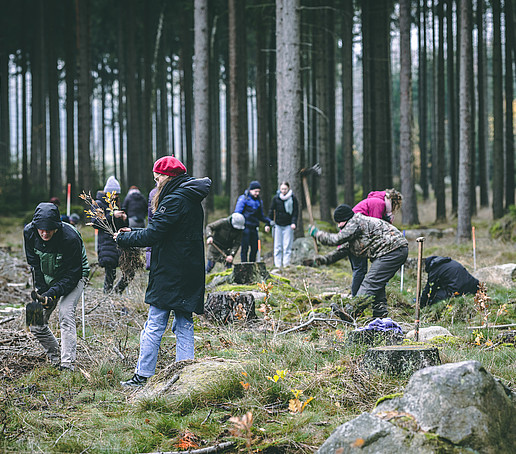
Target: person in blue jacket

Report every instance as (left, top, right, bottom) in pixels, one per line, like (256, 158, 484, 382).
(115, 156, 211, 387)
(234, 181, 271, 262)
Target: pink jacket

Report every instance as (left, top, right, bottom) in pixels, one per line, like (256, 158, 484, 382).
(353, 191, 393, 222)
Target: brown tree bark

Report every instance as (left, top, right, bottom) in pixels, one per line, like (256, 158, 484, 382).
(435, 0, 446, 221)
(505, 0, 515, 208)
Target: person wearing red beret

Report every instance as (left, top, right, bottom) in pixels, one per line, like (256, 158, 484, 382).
(115, 156, 211, 387)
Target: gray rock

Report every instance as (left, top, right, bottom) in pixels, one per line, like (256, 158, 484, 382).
(318, 361, 516, 453)
(405, 325, 453, 341)
(474, 263, 516, 287)
(290, 237, 316, 265)
(373, 361, 516, 453)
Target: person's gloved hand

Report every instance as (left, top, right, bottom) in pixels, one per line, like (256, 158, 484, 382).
(302, 258, 316, 267)
(32, 290, 57, 309)
(308, 225, 319, 237)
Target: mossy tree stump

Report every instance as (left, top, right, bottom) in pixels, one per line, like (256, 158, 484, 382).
(204, 291, 257, 324)
(347, 330, 404, 347)
(229, 262, 269, 284)
(363, 345, 440, 376)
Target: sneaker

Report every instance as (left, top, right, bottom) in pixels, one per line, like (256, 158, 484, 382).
(120, 374, 148, 387)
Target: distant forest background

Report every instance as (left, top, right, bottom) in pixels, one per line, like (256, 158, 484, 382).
(0, 0, 514, 241)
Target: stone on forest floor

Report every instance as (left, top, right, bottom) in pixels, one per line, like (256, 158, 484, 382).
(362, 345, 441, 376)
(318, 361, 516, 454)
(474, 263, 516, 287)
(204, 291, 258, 324)
(290, 237, 316, 265)
(229, 262, 269, 284)
(405, 325, 453, 341)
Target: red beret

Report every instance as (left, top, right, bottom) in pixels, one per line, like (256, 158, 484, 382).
(152, 156, 187, 177)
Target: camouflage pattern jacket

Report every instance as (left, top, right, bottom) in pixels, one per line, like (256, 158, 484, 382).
(315, 213, 408, 260)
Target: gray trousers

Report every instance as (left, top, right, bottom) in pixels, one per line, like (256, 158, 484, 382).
(357, 246, 408, 317)
(30, 278, 86, 369)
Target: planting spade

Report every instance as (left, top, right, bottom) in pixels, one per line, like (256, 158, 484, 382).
(26, 267, 44, 327)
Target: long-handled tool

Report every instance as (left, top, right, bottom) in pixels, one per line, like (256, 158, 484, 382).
(26, 267, 44, 327)
(210, 241, 228, 260)
(414, 237, 426, 342)
(299, 164, 321, 254)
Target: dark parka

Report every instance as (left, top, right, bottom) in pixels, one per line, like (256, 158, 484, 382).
(116, 174, 211, 314)
(420, 256, 480, 306)
(122, 189, 148, 222)
(205, 216, 243, 261)
(24, 203, 89, 299)
(94, 191, 128, 268)
(268, 192, 299, 226)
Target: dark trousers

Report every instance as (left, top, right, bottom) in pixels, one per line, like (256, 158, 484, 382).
(104, 266, 128, 294)
(356, 246, 408, 317)
(349, 255, 368, 296)
(205, 259, 233, 273)
(240, 227, 259, 262)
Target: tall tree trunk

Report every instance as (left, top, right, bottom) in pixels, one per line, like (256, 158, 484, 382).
(419, 0, 429, 199)
(492, 0, 504, 219)
(65, 0, 76, 198)
(400, 0, 419, 224)
(193, 0, 210, 185)
(76, 0, 91, 192)
(21, 47, 29, 208)
(142, 2, 153, 189)
(277, 0, 303, 233)
(99, 63, 106, 183)
(477, 0, 489, 207)
(0, 14, 10, 179)
(228, 0, 248, 205)
(181, 5, 194, 170)
(117, 0, 126, 186)
(315, 1, 332, 222)
(256, 8, 270, 203)
(467, 3, 476, 215)
(361, 0, 372, 194)
(342, 0, 354, 206)
(209, 11, 221, 201)
(447, 0, 458, 213)
(435, 0, 446, 221)
(505, 0, 515, 208)
(457, 0, 473, 242)
(327, 0, 336, 207)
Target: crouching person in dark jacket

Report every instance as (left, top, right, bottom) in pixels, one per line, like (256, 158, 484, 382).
(24, 203, 90, 371)
(421, 256, 480, 306)
(205, 213, 245, 273)
(115, 156, 211, 387)
(309, 204, 408, 318)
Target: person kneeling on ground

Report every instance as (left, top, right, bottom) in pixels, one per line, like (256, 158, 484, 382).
(205, 213, 245, 273)
(115, 156, 211, 388)
(420, 256, 480, 307)
(308, 204, 408, 318)
(24, 203, 90, 371)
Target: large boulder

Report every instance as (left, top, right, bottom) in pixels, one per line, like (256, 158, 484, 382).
(405, 325, 453, 342)
(318, 361, 516, 453)
(474, 264, 516, 287)
(290, 237, 316, 265)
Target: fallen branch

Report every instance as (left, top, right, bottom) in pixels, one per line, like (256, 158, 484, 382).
(276, 317, 353, 336)
(467, 323, 516, 330)
(0, 317, 15, 326)
(140, 440, 235, 454)
(156, 374, 180, 397)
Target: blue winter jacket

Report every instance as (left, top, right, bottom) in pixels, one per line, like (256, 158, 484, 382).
(234, 190, 271, 229)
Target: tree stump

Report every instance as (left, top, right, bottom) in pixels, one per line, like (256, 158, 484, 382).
(362, 345, 440, 376)
(204, 291, 257, 324)
(229, 262, 269, 284)
(347, 330, 404, 347)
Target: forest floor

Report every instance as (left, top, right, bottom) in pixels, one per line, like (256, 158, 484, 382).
(0, 197, 515, 453)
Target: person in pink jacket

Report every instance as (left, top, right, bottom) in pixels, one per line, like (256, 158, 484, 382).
(349, 189, 402, 295)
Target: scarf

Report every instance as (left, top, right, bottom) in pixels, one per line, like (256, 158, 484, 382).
(279, 189, 293, 215)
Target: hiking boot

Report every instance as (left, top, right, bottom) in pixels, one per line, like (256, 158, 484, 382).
(120, 374, 148, 388)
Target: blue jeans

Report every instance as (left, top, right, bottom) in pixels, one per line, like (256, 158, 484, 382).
(273, 225, 294, 267)
(135, 305, 194, 378)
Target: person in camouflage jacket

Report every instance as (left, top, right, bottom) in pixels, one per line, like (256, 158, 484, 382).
(205, 213, 245, 272)
(308, 204, 408, 318)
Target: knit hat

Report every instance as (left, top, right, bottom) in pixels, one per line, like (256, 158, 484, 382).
(333, 204, 354, 223)
(153, 156, 187, 177)
(104, 176, 121, 193)
(230, 212, 245, 230)
(249, 181, 261, 190)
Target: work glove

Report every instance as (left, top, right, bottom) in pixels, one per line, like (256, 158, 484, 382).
(31, 290, 57, 309)
(308, 225, 319, 237)
(302, 258, 316, 267)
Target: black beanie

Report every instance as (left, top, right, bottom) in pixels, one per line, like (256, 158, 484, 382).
(333, 204, 354, 223)
(249, 180, 261, 190)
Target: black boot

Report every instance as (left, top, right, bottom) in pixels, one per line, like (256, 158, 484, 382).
(120, 373, 148, 387)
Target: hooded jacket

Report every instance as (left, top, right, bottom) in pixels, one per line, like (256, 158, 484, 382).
(24, 203, 89, 299)
(353, 191, 393, 222)
(122, 188, 148, 222)
(234, 190, 271, 229)
(93, 191, 128, 268)
(116, 174, 211, 314)
(420, 256, 479, 306)
(205, 216, 243, 261)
